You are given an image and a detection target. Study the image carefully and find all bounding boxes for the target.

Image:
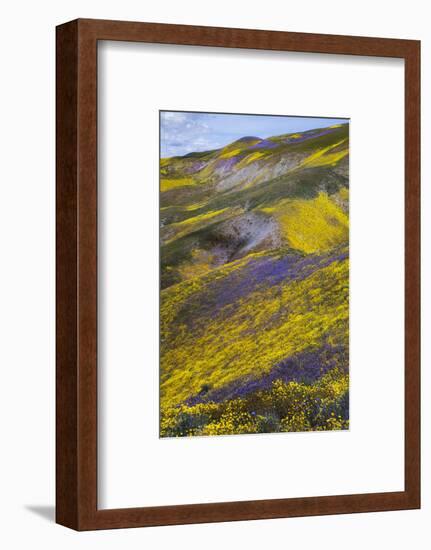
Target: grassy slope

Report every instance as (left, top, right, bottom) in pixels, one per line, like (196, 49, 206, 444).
(161, 249, 348, 408)
(261, 192, 349, 253)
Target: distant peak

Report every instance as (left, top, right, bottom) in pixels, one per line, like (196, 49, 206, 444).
(221, 136, 262, 153)
(232, 136, 262, 145)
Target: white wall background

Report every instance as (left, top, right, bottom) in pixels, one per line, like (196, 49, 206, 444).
(0, 0, 428, 548)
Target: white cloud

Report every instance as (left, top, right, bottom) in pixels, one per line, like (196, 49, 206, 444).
(160, 111, 186, 124)
(160, 111, 215, 157)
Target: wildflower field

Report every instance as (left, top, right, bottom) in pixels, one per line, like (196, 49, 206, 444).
(160, 113, 349, 437)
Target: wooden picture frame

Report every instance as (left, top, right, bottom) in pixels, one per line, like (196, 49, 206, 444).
(56, 18, 420, 530)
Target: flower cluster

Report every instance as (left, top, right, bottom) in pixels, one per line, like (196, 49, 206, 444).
(160, 255, 349, 411)
(160, 368, 349, 437)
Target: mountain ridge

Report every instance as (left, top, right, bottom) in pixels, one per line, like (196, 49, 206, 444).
(160, 122, 349, 289)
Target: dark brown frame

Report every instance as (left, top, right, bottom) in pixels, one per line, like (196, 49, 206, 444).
(56, 18, 420, 531)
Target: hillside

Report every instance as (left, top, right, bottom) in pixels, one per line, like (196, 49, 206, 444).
(160, 122, 349, 437)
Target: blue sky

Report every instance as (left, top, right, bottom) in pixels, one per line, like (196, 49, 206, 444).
(160, 111, 348, 157)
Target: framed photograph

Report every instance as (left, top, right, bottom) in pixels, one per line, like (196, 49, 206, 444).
(56, 19, 420, 530)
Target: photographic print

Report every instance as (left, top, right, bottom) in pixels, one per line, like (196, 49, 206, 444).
(160, 110, 349, 437)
